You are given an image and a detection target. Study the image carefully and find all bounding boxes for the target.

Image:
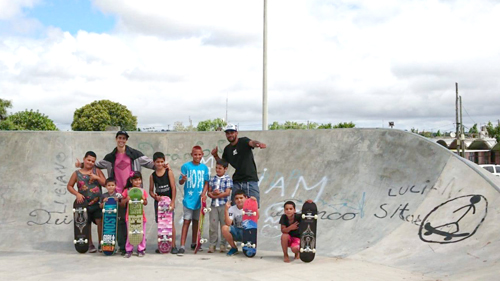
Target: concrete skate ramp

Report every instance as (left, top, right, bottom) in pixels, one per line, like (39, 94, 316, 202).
(0, 129, 499, 279)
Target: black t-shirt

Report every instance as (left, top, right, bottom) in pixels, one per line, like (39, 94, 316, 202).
(152, 170, 173, 199)
(279, 214, 302, 238)
(222, 137, 258, 182)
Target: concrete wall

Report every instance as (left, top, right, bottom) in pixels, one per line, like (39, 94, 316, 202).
(0, 129, 499, 277)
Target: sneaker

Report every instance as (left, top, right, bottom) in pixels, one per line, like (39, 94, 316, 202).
(227, 248, 239, 256)
(124, 251, 132, 258)
(138, 251, 145, 257)
(98, 245, 102, 253)
(155, 249, 160, 254)
(208, 246, 215, 253)
(177, 248, 185, 256)
(171, 247, 179, 254)
(88, 244, 97, 253)
(120, 250, 126, 256)
(220, 245, 226, 253)
(190, 243, 196, 250)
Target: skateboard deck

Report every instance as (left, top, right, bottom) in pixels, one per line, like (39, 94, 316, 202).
(128, 187, 144, 246)
(194, 199, 210, 254)
(242, 199, 258, 257)
(157, 196, 173, 253)
(73, 200, 90, 254)
(299, 201, 318, 263)
(101, 197, 118, 255)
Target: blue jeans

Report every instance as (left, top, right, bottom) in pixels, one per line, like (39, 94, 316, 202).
(232, 181, 260, 207)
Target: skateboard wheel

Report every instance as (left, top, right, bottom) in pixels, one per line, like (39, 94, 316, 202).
(252, 244, 256, 248)
(253, 212, 257, 216)
(208, 208, 212, 212)
(73, 240, 77, 244)
(203, 208, 208, 213)
(158, 238, 161, 242)
(72, 208, 76, 213)
(83, 208, 87, 212)
(102, 209, 105, 214)
(100, 240, 103, 245)
(167, 238, 172, 242)
(300, 248, 304, 253)
(84, 239, 88, 244)
(112, 241, 115, 245)
(314, 214, 318, 219)
(302, 214, 305, 219)
(140, 199, 144, 204)
(312, 249, 316, 253)
(113, 209, 117, 213)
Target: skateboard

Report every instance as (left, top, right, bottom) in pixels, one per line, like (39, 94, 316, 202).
(423, 222, 469, 241)
(128, 187, 144, 246)
(299, 201, 318, 263)
(73, 199, 90, 254)
(101, 197, 118, 255)
(242, 199, 258, 257)
(194, 199, 210, 254)
(157, 196, 173, 253)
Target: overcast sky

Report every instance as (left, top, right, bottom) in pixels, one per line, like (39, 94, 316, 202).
(1, 0, 499, 132)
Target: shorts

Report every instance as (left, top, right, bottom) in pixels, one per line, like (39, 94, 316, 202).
(154, 199, 175, 223)
(87, 205, 102, 224)
(229, 226, 243, 242)
(183, 205, 200, 221)
(288, 236, 300, 249)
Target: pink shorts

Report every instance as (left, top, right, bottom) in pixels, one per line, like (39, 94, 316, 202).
(288, 236, 300, 248)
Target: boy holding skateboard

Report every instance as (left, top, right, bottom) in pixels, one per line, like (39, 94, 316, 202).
(149, 152, 178, 254)
(221, 190, 259, 256)
(280, 201, 302, 262)
(207, 159, 232, 253)
(178, 146, 209, 255)
(100, 178, 123, 209)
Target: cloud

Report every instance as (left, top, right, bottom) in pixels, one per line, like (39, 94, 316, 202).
(1, 0, 500, 132)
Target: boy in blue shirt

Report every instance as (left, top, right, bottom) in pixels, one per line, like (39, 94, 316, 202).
(177, 145, 209, 255)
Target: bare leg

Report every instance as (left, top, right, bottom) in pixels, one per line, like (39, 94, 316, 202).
(281, 234, 290, 263)
(192, 219, 199, 245)
(222, 225, 237, 248)
(292, 246, 300, 260)
(181, 220, 191, 247)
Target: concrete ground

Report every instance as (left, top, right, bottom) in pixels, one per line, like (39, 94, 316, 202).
(1, 129, 499, 281)
(0, 250, 441, 281)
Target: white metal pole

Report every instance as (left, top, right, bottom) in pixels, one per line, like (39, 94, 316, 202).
(262, 0, 268, 130)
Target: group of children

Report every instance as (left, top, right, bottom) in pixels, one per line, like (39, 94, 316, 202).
(70, 146, 304, 262)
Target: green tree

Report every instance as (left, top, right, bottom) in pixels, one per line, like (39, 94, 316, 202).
(173, 121, 196, 132)
(71, 100, 137, 131)
(317, 123, 332, 129)
(486, 121, 500, 142)
(436, 130, 442, 137)
(469, 123, 478, 137)
(0, 109, 57, 131)
(333, 122, 355, 128)
(0, 98, 12, 121)
(197, 118, 227, 131)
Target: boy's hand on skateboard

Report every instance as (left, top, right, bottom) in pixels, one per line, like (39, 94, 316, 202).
(103, 197, 109, 203)
(249, 196, 257, 201)
(169, 202, 175, 211)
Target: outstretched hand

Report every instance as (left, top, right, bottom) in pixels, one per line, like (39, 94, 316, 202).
(211, 147, 218, 157)
(75, 158, 81, 168)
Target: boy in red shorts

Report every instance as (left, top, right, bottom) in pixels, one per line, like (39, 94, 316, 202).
(279, 201, 301, 262)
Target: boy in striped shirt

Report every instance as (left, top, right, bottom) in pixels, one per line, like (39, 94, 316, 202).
(207, 159, 233, 253)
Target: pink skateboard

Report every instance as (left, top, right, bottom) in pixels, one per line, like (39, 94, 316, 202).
(157, 197, 173, 253)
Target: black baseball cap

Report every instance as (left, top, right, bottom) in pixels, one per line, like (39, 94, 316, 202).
(116, 131, 129, 139)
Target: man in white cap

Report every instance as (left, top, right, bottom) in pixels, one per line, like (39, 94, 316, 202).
(211, 124, 266, 207)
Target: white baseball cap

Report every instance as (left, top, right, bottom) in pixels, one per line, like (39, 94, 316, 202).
(224, 124, 238, 132)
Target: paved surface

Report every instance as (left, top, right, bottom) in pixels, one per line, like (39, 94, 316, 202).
(0, 129, 499, 280)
